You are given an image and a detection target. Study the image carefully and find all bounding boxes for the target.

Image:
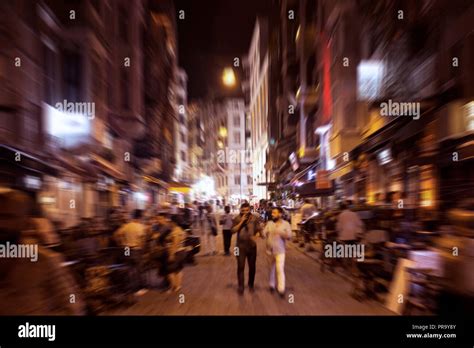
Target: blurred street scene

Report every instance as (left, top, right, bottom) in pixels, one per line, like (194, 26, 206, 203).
(1, 0, 474, 316)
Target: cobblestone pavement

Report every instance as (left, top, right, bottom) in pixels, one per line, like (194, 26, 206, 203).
(105, 233, 395, 315)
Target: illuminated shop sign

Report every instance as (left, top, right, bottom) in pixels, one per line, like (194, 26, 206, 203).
(43, 102, 91, 148)
(289, 152, 299, 171)
(357, 60, 385, 101)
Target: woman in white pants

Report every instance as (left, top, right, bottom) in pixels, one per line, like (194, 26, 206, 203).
(263, 207, 292, 297)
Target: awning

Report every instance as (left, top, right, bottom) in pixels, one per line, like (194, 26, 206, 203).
(257, 182, 277, 191)
(296, 181, 335, 197)
(0, 145, 60, 177)
(168, 181, 191, 194)
(329, 161, 353, 181)
(169, 186, 191, 194)
(257, 182, 277, 186)
(143, 175, 169, 189)
(289, 160, 319, 185)
(351, 118, 409, 158)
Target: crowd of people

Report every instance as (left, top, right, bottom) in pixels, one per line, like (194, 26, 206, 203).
(0, 188, 301, 315)
(1, 186, 380, 315)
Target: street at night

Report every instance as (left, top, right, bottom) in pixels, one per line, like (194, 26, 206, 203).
(106, 236, 392, 315)
(1, 0, 474, 345)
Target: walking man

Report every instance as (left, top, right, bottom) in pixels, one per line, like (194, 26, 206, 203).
(231, 202, 262, 295)
(220, 205, 233, 256)
(262, 207, 292, 297)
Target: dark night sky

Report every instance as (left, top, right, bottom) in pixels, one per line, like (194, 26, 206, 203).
(174, 0, 271, 101)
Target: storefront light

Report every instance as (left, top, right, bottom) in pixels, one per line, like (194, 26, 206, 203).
(39, 196, 56, 204)
(59, 180, 73, 190)
(24, 175, 42, 190)
(421, 199, 433, 207)
(464, 101, 474, 131)
(327, 158, 336, 170)
(134, 192, 148, 202)
(192, 175, 216, 197)
(298, 146, 305, 158)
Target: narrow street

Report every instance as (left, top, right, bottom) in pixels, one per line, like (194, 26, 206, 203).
(107, 236, 393, 315)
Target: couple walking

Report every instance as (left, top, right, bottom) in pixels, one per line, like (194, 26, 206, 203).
(231, 203, 292, 297)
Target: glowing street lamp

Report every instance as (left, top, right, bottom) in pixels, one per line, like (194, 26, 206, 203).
(218, 126, 228, 138)
(222, 67, 236, 87)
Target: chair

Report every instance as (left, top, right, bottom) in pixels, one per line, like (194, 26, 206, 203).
(352, 230, 390, 301)
(404, 267, 442, 315)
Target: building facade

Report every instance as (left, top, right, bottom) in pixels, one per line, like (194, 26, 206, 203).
(214, 99, 251, 203)
(0, 0, 179, 225)
(187, 102, 205, 185)
(173, 68, 190, 184)
(246, 19, 270, 201)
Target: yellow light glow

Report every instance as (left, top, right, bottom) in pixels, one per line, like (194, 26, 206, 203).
(222, 68, 236, 87)
(295, 26, 301, 42)
(169, 187, 191, 194)
(217, 140, 224, 148)
(367, 191, 375, 204)
(298, 146, 305, 158)
(218, 126, 228, 138)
